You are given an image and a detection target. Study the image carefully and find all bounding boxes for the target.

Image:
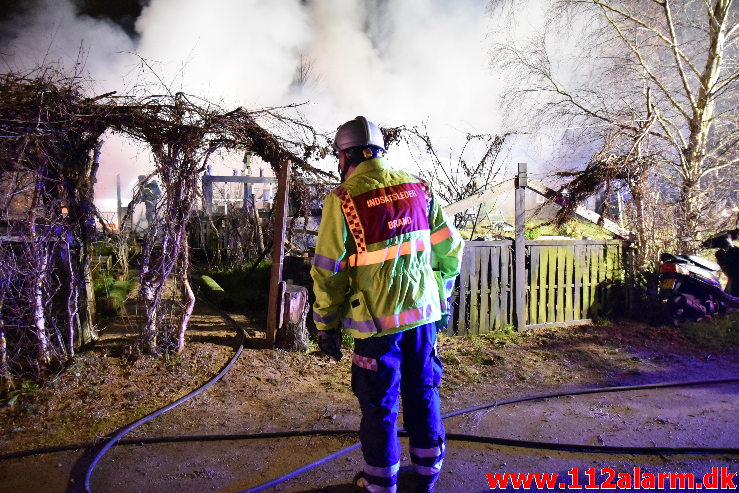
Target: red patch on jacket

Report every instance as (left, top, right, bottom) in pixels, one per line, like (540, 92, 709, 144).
(351, 182, 430, 244)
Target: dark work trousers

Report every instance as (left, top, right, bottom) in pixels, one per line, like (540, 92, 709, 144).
(351, 322, 445, 492)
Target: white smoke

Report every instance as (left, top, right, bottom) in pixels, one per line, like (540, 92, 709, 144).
(298, 0, 503, 133)
(0, 0, 135, 91)
(133, 0, 311, 106)
(1, 0, 521, 207)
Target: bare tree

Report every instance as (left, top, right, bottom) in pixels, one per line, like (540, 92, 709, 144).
(383, 125, 508, 234)
(494, 0, 739, 252)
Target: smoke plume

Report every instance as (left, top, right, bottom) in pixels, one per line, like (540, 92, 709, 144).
(1, 0, 515, 210)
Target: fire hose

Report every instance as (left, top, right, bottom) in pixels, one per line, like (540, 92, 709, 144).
(0, 305, 737, 492)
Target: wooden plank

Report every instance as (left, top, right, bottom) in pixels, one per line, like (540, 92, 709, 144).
(596, 244, 606, 314)
(556, 246, 566, 323)
(582, 245, 593, 318)
(443, 178, 515, 216)
(500, 245, 512, 327)
(266, 160, 291, 347)
(614, 243, 624, 279)
(490, 245, 501, 329)
(573, 244, 583, 321)
(454, 240, 513, 247)
(457, 247, 471, 336)
(479, 247, 490, 335)
(526, 180, 633, 239)
(588, 245, 599, 317)
(581, 245, 591, 319)
(525, 240, 616, 246)
(565, 246, 575, 322)
(469, 248, 481, 335)
(528, 245, 540, 326)
(603, 244, 614, 310)
(546, 246, 556, 323)
(537, 246, 548, 324)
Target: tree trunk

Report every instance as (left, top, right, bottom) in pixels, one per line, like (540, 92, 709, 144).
(631, 184, 648, 269)
(177, 234, 195, 353)
(28, 170, 51, 374)
(677, 0, 731, 252)
(63, 240, 79, 358)
(32, 246, 51, 371)
(0, 289, 8, 388)
(140, 238, 160, 354)
(678, 178, 702, 253)
(275, 284, 309, 352)
(77, 244, 97, 346)
(252, 193, 265, 253)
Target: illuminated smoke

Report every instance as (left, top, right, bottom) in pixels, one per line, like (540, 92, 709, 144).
(1, 0, 515, 209)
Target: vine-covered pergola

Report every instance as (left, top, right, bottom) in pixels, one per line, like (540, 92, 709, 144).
(0, 69, 332, 379)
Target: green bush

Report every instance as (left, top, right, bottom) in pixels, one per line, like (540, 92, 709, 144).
(198, 275, 225, 306)
(210, 261, 272, 313)
(96, 280, 134, 318)
(92, 242, 117, 257)
(93, 276, 115, 298)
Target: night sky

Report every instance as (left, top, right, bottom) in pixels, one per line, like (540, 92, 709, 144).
(0, 0, 147, 37)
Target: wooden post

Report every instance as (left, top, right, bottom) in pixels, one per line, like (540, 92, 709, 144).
(514, 162, 527, 331)
(116, 174, 122, 229)
(266, 160, 291, 347)
(243, 183, 251, 210)
(251, 193, 265, 253)
(203, 175, 213, 215)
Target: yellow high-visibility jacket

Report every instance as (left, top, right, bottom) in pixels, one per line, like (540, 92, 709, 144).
(310, 157, 464, 339)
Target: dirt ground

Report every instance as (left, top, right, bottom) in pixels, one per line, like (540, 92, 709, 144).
(1, 301, 738, 493)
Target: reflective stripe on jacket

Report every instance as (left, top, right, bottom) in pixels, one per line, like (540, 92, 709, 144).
(310, 157, 464, 339)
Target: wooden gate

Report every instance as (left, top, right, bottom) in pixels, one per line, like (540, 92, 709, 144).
(453, 240, 625, 335)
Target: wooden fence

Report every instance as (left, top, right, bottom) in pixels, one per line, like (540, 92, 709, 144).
(453, 239, 626, 335)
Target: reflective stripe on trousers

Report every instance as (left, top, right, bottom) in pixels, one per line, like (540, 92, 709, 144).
(351, 322, 445, 490)
(410, 441, 445, 478)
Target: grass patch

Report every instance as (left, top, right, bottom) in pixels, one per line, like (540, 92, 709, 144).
(681, 311, 739, 349)
(209, 261, 271, 313)
(95, 278, 135, 317)
(480, 325, 522, 346)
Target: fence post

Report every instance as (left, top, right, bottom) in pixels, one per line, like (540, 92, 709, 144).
(203, 175, 213, 215)
(266, 160, 291, 347)
(514, 163, 527, 331)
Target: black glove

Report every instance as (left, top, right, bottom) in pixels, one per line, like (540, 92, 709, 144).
(318, 330, 343, 361)
(435, 312, 451, 332)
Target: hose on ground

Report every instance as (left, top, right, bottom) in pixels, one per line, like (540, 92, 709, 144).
(82, 300, 246, 493)
(1, 313, 736, 493)
(3, 425, 737, 464)
(241, 377, 739, 493)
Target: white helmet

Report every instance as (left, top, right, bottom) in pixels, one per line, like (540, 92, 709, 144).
(333, 116, 386, 153)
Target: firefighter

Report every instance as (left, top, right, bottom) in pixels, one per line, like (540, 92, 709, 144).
(310, 116, 464, 493)
(138, 175, 161, 228)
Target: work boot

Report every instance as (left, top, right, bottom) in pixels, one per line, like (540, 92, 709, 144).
(353, 471, 370, 492)
(353, 471, 397, 492)
(415, 482, 434, 493)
